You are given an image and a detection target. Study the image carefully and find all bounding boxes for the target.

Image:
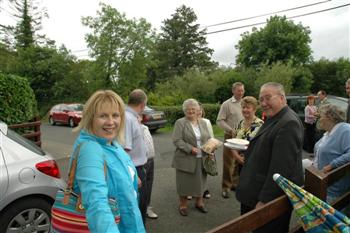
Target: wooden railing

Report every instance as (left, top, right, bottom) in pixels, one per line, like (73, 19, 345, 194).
(207, 163, 350, 233)
(8, 116, 41, 147)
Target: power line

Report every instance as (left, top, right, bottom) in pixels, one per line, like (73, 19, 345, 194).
(204, 0, 331, 28)
(206, 3, 350, 35)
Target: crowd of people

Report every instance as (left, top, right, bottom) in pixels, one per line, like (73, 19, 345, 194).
(52, 78, 350, 232)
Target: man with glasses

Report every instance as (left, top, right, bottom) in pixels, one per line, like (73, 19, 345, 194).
(236, 82, 304, 233)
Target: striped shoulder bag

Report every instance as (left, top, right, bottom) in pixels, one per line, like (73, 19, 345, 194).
(51, 144, 120, 233)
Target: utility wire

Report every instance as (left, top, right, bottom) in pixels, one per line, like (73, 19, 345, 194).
(206, 3, 350, 35)
(204, 0, 331, 28)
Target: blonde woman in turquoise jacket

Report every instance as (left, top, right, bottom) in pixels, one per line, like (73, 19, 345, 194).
(70, 90, 145, 233)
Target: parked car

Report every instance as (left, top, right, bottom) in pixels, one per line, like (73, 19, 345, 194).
(0, 121, 65, 233)
(286, 94, 348, 122)
(49, 103, 83, 127)
(142, 106, 167, 132)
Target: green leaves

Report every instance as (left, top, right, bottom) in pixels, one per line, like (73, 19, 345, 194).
(0, 73, 37, 124)
(236, 16, 312, 67)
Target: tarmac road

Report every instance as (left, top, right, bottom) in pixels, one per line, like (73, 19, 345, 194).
(41, 123, 307, 232)
(41, 123, 240, 233)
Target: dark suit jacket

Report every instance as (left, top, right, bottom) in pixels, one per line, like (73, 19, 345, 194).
(236, 106, 304, 207)
(172, 117, 211, 173)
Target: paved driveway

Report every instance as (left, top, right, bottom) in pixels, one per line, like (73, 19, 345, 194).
(41, 124, 240, 233)
(41, 124, 306, 232)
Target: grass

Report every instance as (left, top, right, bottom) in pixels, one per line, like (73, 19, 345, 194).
(157, 123, 225, 138)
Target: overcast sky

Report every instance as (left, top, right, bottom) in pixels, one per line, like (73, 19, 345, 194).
(1, 0, 349, 66)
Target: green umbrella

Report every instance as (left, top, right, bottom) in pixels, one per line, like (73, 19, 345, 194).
(273, 173, 350, 233)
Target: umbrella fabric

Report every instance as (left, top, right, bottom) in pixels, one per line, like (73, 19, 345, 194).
(273, 173, 350, 233)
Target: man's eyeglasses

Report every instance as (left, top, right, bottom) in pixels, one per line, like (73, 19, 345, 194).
(259, 94, 281, 103)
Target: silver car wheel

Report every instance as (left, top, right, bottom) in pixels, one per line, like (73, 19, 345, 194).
(69, 118, 75, 128)
(6, 208, 50, 233)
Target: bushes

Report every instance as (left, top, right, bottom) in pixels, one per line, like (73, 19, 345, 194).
(0, 73, 38, 124)
(153, 104, 220, 125)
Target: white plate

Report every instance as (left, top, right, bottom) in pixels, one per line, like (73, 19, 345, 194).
(225, 138, 249, 146)
(224, 142, 248, 151)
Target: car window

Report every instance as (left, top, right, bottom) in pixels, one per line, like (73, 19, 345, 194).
(144, 106, 152, 111)
(328, 98, 347, 112)
(6, 129, 45, 156)
(287, 97, 306, 115)
(68, 104, 83, 111)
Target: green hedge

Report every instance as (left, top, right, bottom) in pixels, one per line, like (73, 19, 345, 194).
(153, 104, 221, 125)
(0, 73, 38, 124)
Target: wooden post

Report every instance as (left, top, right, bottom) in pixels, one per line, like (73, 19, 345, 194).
(304, 166, 327, 201)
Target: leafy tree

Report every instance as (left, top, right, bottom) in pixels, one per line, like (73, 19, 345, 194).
(236, 16, 312, 67)
(309, 58, 350, 96)
(254, 62, 296, 94)
(155, 5, 217, 81)
(1, 0, 48, 48)
(13, 45, 74, 108)
(82, 3, 155, 88)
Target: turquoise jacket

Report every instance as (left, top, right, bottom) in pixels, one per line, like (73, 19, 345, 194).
(71, 130, 145, 233)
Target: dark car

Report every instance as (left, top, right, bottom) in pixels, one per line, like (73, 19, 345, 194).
(142, 106, 167, 132)
(49, 103, 83, 127)
(286, 94, 348, 122)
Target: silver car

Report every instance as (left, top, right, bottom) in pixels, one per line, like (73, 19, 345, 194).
(0, 121, 65, 233)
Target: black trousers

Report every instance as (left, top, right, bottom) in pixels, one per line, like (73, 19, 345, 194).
(144, 158, 155, 206)
(304, 123, 316, 153)
(241, 204, 292, 233)
(136, 165, 147, 225)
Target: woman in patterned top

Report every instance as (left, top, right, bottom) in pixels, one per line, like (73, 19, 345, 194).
(232, 96, 263, 173)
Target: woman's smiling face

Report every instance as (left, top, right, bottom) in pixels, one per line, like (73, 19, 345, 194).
(92, 101, 121, 143)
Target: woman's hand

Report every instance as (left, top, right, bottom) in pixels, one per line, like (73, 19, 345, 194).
(191, 147, 200, 155)
(232, 150, 245, 165)
(137, 177, 142, 188)
(322, 164, 333, 173)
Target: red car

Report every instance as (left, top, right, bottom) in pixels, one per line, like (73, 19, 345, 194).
(49, 103, 83, 127)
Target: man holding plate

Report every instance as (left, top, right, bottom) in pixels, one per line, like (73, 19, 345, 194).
(235, 82, 304, 233)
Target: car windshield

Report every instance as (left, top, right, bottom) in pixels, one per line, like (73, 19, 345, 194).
(68, 104, 83, 111)
(144, 106, 153, 111)
(6, 129, 45, 156)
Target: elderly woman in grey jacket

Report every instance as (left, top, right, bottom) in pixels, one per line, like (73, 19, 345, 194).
(172, 99, 211, 216)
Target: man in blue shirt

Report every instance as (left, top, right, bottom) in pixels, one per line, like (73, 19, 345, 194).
(124, 89, 148, 225)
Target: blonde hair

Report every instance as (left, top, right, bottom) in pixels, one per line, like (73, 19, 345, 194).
(74, 90, 125, 144)
(241, 96, 258, 109)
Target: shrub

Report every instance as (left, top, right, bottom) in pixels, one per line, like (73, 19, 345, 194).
(0, 73, 38, 124)
(153, 104, 220, 125)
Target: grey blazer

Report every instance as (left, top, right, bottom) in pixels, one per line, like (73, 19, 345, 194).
(172, 117, 211, 173)
(236, 106, 304, 207)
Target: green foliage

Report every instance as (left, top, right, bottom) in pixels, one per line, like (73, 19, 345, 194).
(82, 3, 155, 88)
(236, 16, 312, 67)
(0, 43, 17, 73)
(255, 62, 295, 94)
(153, 104, 220, 125)
(0, 73, 37, 124)
(14, 45, 74, 108)
(308, 58, 350, 97)
(2, 0, 48, 49)
(155, 5, 217, 81)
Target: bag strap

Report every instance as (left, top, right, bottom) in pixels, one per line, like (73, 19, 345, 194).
(62, 143, 108, 210)
(63, 143, 83, 205)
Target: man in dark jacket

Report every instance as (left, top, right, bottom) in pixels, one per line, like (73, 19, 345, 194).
(236, 82, 304, 233)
